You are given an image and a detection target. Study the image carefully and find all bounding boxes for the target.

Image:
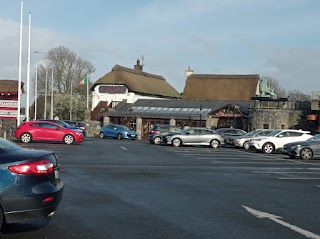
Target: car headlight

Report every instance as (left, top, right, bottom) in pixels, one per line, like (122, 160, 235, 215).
(290, 145, 300, 150)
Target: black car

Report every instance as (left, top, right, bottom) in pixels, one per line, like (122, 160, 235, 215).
(0, 137, 64, 229)
(148, 125, 182, 145)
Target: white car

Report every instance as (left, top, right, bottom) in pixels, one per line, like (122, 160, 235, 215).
(249, 129, 313, 154)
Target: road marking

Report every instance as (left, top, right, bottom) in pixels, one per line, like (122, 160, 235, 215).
(278, 178, 320, 180)
(120, 146, 128, 151)
(209, 161, 301, 164)
(242, 205, 320, 239)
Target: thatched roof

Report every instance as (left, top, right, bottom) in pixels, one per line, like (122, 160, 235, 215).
(92, 65, 180, 98)
(182, 74, 260, 101)
(0, 79, 25, 93)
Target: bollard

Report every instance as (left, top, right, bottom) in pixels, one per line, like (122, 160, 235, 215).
(4, 131, 7, 140)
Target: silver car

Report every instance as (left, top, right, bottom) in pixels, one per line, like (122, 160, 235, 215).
(232, 129, 275, 149)
(283, 134, 320, 159)
(164, 127, 225, 148)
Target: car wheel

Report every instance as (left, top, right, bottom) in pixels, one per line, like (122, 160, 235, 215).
(153, 136, 161, 145)
(99, 132, 105, 139)
(149, 140, 155, 144)
(64, 134, 75, 145)
(243, 141, 250, 150)
(20, 132, 32, 143)
(262, 142, 274, 154)
(117, 133, 123, 140)
(172, 138, 182, 147)
(300, 148, 313, 160)
(210, 139, 219, 148)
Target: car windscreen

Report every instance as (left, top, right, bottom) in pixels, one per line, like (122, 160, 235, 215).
(117, 125, 130, 131)
(307, 134, 320, 142)
(266, 130, 281, 137)
(245, 130, 260, 136)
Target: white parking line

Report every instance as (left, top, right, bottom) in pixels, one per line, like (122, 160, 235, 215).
(278, 178, 320, 180)
(120, 146, 128, 151)
(210, 161, 301, 164)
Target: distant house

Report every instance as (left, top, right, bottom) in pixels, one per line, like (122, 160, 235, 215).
(182, 74, 260, 101)
(91, 60, 180, 112)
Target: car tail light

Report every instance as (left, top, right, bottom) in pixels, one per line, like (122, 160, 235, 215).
(42, 196, 55, 203)
(8, 160, 54, 175)
(151, 130, 159, 135)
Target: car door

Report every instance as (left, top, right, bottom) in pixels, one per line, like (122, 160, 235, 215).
(183, 128, 197, 144)
(274, 131, 294, 149)
(39, 123, 64, 141)
(199, 129, 214, 144)
(27, 123, 43, 140)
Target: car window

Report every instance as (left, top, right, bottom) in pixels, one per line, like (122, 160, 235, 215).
(279, 131, 290, 137)
(289, 132, 303, 137)
(202, 129, 214, 134)
(30, 123, 41, 127)
(40, 123, 59, 129)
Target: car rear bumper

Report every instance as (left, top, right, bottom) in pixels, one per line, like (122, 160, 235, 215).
(4, 203, 62, 223)
(3, 182, 64, 224)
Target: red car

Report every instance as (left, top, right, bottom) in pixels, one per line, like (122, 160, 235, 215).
(15, 121, 84, 144)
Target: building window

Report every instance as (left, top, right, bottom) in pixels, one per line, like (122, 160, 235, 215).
(263, 124, 269, 129)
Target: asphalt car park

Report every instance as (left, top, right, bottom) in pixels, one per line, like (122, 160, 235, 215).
(2, 138, 320, 239)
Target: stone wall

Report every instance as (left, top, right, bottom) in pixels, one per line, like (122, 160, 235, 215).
(248, 108, 308, 130)
(0, 119, 17, 140)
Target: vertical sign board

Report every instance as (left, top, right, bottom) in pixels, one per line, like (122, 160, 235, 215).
(0, 100, 19, 118)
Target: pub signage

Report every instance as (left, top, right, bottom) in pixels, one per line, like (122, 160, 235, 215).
(99, 85, 127, 94)
(0, 100, 18, 107)
(0, 110, 18, 117)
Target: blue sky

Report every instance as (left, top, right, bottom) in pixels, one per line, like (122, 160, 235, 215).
(1, 0, 320, 96)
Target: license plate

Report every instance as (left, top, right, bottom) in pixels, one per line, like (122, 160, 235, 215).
(54, 169, 60, 179)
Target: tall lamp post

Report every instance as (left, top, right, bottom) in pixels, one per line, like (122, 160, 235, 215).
(50, 69, 54, 119)
(34, 51, 48, 119)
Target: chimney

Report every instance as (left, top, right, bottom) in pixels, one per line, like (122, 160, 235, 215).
(185, 66, 193, 79)
(134, 59, 143, 71)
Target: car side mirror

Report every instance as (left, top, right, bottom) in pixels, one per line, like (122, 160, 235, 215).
(185, 132, 190, 135)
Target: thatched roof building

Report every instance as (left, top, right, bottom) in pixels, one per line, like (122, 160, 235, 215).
(182, 74, 260, 101)
(92, 63, 180, 98)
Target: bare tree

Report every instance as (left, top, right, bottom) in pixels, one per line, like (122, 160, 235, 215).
(265, 76, 286, 98)
(34, 46, 95, 119)
(287, 89, 311, 101)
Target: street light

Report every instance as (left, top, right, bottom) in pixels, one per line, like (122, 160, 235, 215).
(34, 51, 48, 119)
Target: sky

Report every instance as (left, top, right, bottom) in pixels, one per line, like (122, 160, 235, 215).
(1, 0, 320, 100)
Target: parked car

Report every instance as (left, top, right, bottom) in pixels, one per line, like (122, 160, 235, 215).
(215, 128, 247, 144)
(249, 129, 313, 154)
(99, 124, 138, 140)
(15, 121, 84, 144)
(39, 119, 86, 137)
(0, 137, 64, 229)
(64, 120, 87, 132)
(232, 129, 275, 149)
(283, 134, 320, 159)
(148, 124, 182, 145)
(164, 127, 225, 148)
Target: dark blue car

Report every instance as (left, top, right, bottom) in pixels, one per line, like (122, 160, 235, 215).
(0, 137, 64, 229)
(39, 119, 86, 137)
(99, 124, 138, 140)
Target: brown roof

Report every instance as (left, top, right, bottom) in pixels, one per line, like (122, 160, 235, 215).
(92, 65, 180, 98)
(182, 74, 260, 101)
(0, 80, 25, 93)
